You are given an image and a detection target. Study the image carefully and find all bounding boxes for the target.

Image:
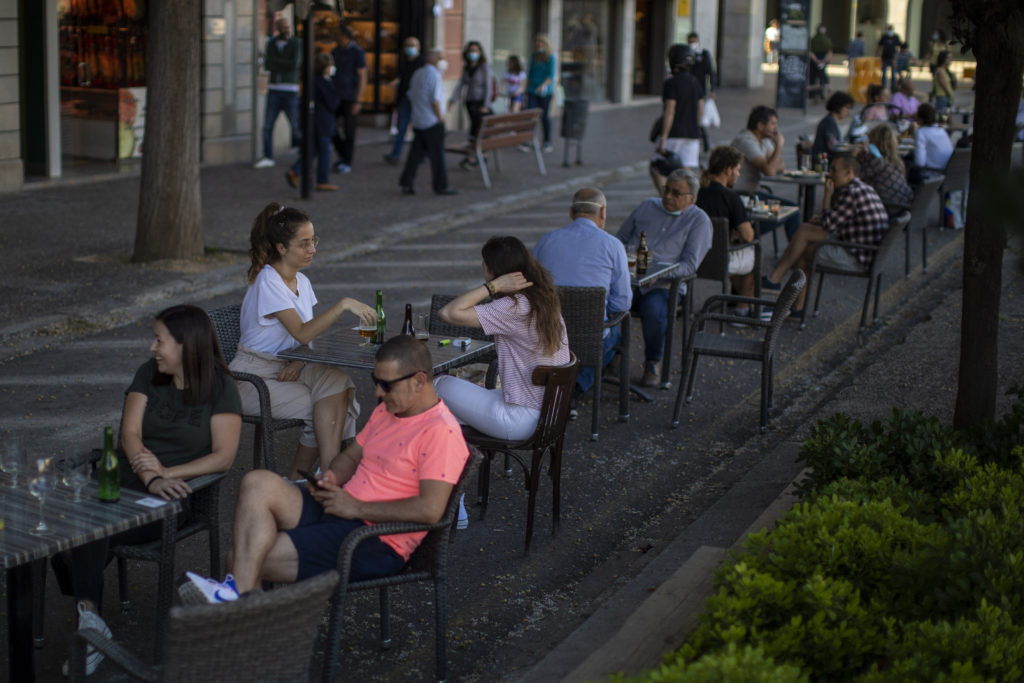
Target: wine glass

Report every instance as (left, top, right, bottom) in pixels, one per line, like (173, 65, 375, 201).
(68, 457, 92, 502)
(357, 323, 378, 347)
(29, 465, 54, 533)
(1, 435, 24, 487)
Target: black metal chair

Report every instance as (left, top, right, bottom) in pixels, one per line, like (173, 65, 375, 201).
(905, 175, 945, 276)
(207, 304, 304, 473)
(557, 286, 630, 440)
(461, 354, 579, 552)
(71, 569, 340, 682)
(428, 294, 498, 389)
(321, 450, 483, 683)
(672, 270, 806, 433)
(802, 211, 911, 331)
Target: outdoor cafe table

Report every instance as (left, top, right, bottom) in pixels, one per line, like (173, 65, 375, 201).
(750, 204, 800, 257)
(766, 171, 827, 218)
(277, 327, 496, 374)
(631, 261, 692, 391)
(2, 481, 180, 682)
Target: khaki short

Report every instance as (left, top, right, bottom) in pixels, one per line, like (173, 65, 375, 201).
(229, 346, 360, 447)
(816, 244, 864, 272)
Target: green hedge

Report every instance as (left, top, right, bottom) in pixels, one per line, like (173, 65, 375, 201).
(616, 395, 1024, 682)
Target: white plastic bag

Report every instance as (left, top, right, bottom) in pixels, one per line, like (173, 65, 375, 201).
(702, 98, 721, 128)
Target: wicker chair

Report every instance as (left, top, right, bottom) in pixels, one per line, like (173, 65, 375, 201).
(461, 354, 579, 552)
(207, 304, 304, 473)
(557, 286, 630, 440)
(905, 175, 945, 276)
(672, 270, 806, 433)
(428, 294, 498, 389)
(70, 570, 340, 682)
(112, 472, 225, 617)
(321, 450, 483, 683)
(803, 211, 912, 331)
(696, 217, 763, 332)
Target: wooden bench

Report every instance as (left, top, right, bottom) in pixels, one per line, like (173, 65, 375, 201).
(445, 108, 546, 188)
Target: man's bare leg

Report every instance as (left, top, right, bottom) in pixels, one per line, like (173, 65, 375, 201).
(228, 470, 305, 593)
(768, 222, 828, 283)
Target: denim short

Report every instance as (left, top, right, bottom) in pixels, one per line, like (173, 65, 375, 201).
(286, 487, 405, 582)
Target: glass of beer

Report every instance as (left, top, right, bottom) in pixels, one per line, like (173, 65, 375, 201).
(415, 314, 430, 343)
(357, 323, 377, 346)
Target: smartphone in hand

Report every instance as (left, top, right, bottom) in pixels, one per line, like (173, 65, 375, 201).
(296, 469, 326, 488)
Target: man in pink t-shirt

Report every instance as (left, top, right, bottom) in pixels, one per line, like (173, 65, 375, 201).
(202, 336, 469, 597)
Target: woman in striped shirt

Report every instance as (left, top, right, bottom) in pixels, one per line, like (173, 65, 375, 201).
(435, 236, 570, 441)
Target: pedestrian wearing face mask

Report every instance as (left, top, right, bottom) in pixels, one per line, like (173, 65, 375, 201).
(383, 36, 425, 165)
(527, 34, 557, 153)
(876, 24, 902, 89)
(285, 52, 340, 191)
(449, 41, 493, 143)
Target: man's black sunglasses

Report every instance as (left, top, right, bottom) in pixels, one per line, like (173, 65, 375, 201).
(371, 370, 421, 393)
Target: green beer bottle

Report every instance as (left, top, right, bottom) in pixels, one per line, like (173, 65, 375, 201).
(374, 289, 386, 345)
(98, 426, 120, 503)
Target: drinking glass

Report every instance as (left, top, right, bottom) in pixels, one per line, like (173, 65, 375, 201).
(29, 468, 53, 533)
(1, 435, 24, 487)
(357, 323, 377, 347)
(69, 457, 92, 502)
(415, 314, 430, 343)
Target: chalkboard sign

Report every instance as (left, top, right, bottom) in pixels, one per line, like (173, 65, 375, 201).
(776, 53, 808, 110)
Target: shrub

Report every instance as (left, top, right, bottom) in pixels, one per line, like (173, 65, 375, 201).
(614, 643, 808, 683)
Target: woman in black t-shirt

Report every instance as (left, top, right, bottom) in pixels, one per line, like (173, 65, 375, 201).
(52, 305, 242, 676)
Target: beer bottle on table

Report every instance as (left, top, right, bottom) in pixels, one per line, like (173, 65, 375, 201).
(98, 426, 120, 503)
(401, 303, 415, 335)
(374, 289, 386, 345)
(636, 232, 650, 276)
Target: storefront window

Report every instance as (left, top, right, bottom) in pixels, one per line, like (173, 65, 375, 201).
(561, 0, 609, 102)
(493, 2, 533, 65)
(57, 0, 148, 161)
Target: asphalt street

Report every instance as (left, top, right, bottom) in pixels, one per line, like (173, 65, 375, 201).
(2, 73, 1016, 682)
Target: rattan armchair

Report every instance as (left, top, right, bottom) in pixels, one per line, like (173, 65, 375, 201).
(321, 450, 483, 683)
(208, 304, 304, 473)
(803, 211, 912, 331)
(461, 354, 579, 552)
(672, 270, 806, 433)
(70, 570, 340, 682)
(557, 286, 630, 440)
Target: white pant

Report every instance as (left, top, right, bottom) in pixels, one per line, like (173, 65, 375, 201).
(663, 137, 700, 167)
(433, 375, 540, 441)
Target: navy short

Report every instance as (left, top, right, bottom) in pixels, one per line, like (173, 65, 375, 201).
(286, 486, 406, 582)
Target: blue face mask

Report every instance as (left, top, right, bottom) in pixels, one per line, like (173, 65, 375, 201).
(661, 202, 682, 216)
(467, 52, 480, 62)
(404, 46, 419, 58)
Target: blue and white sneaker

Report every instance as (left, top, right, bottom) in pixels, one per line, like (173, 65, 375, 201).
(179, 571, 239, 605)
(61, 601, 112, 676)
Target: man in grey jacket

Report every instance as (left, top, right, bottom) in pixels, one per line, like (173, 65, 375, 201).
(255, 17, 301, 168)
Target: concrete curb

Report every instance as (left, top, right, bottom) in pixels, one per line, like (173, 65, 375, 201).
(0, 160, 647, 360)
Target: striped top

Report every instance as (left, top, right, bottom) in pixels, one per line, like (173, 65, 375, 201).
(475, 294, 570, 410)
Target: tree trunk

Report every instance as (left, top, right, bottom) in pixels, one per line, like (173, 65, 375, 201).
(132, 0, 203, 262)
(952, 10, 1024, 429)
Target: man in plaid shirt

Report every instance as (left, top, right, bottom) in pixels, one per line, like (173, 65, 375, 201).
(763, 155, 889, 317)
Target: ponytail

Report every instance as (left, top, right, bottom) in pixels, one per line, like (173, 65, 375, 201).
(246, 202, 311, 283)
(699, 169, 712, 188)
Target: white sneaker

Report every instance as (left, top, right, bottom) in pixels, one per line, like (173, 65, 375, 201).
(62, 602, 111, 676)
(254, 157, 275, 168)
(179, 571, 239, 605)
(457, 493, 469, 530)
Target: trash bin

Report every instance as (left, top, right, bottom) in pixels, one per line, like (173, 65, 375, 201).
(560, 98, 588, 167)
(561, 98, 589, 140)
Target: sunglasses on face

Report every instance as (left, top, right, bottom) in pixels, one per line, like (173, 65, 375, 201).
(371, 370, 420, 393)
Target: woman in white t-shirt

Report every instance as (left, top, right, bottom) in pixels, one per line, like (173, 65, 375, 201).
(230, 202, 376, 478)
(434, 236, 570, 442)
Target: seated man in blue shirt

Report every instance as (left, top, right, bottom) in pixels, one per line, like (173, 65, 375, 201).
(616, 168, 713, 387)
(534, 188, 632, 397)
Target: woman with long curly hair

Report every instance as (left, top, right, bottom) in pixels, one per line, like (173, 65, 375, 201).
(855, 124, 912, 211)
(230, 202, 376, 479)
(436, 235, 570, 442)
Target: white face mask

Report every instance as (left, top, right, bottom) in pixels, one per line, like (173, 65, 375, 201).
(327, 65, 336, 77)
(437, 59, 449, 73)
(689, 42, 700, 53)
